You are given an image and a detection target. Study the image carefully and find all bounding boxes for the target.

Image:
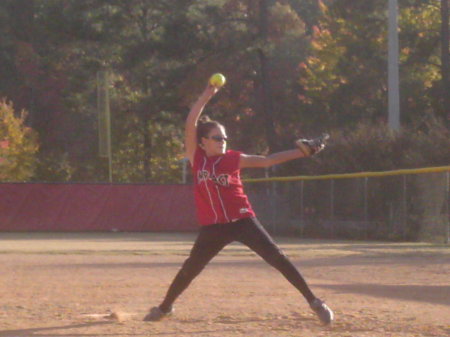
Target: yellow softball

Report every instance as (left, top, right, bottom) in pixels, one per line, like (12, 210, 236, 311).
(209, 73, 226, 88)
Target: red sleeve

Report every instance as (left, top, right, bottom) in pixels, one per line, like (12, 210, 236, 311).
(226, 150, 243, 171)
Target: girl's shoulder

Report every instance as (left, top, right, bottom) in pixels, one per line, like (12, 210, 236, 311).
(225, 149, 243, 156)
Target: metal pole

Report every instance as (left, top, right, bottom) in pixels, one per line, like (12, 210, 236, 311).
(441, 0, 450, 124)
(107, 127, 112, 183)
(388, 0, 401, 130)
(402, 175, 407, 240)
(181, 158, 187, 184)
(300, 180, 304, 220)
(97, 70, 112, 182)
(330, 179, 335, 237)
(271, 166, 278, 234)
(446, 171, 449, 244)
(106, 75, 112, 183)
(300, 180, 304, 235)
(271, 180, 276, 234)
(364, 177, 369, 239)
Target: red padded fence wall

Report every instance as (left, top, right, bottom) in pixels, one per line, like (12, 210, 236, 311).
(0, 183, 198, 232)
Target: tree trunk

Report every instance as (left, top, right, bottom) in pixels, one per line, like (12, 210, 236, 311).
(441, 0, 449, 125)
(143, 123, 152, 182)
(137, 1, 154, 182)
(257, 0, 278, 153)
(142, 76, 153, 182)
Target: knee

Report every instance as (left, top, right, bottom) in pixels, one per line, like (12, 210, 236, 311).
(264, 249, 289, 267)
(179, 257, 207, 278)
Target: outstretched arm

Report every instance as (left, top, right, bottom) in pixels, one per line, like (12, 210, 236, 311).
(240, 149, 307, 169)
(240, 134, 328, 169)
(185, 85, 219, 164)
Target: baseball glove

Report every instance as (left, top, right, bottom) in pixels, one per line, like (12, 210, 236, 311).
(295, 133, 330, 156)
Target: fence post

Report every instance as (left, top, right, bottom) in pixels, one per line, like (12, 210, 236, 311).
(271, 180, 277, 234)
(330, 179, 335, 237)
(181, 158, 188, 184)
(446, 171, 449, 244)
(402, 174, 407, 240)
(300, 180, 304, 234)
(364, 177, 369, 239)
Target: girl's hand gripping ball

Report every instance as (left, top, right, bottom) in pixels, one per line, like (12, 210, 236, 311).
(209, 73, 226, 88)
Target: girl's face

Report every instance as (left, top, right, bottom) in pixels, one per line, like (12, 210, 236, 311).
(200, 126, 228, 157)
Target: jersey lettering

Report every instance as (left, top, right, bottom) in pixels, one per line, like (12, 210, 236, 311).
(197, 170, 230, 187)
(193, 148, 255, 225)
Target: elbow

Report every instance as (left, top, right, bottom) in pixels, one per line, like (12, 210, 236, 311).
(261, 158, 275, 168)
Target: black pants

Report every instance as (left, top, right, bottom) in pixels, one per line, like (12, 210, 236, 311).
(159, 217, 316, 312)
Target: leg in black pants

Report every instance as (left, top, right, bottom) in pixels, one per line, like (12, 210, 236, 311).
(147, 218, 333, 324)
(159, 223, 232, 313)
(234, 217, 316, 303)
(233, 217, 333, 324)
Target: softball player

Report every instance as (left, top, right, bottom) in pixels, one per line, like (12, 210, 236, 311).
(144, 83, 333, 325)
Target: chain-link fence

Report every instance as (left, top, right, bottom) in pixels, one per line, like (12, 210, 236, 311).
(244, 167, 450, 243)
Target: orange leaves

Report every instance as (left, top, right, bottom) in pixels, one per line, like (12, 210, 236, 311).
(0, 99, 39, 181)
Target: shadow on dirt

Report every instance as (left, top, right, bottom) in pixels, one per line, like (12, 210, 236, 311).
(315, 283, 450, 306)
(0, 321, 115, 337)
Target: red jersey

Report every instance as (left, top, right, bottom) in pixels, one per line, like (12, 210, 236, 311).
(192, 147, 255, 226)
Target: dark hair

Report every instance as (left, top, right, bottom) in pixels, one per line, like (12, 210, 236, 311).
(197, 116, 224, 144)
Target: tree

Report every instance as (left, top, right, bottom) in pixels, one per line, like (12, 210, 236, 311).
(298, 0, 446, 129)
(92, 0, 195, 182)
(0, 99, 39, 181)
(175, 1, 311, 154)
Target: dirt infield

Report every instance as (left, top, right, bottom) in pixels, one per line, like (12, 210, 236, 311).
(0, 233, 449, 337)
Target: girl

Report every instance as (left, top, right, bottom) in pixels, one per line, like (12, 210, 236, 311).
(144, 83, 333, 325)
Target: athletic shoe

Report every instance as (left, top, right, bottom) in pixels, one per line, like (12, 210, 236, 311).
(309, 298, 334, 325)
(143, 306, 173, 321)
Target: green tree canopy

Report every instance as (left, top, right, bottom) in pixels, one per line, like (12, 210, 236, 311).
(299, 0, 445, 129)
(0, 0, 447, 182)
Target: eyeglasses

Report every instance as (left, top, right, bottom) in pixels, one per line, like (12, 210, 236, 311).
(208, 135, 228, 142)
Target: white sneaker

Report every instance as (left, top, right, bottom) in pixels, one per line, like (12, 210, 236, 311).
(143, 306, 173, 321)
(310, 298, 334, 325)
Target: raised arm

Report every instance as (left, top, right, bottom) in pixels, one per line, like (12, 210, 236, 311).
(185, 85, 219, 164)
